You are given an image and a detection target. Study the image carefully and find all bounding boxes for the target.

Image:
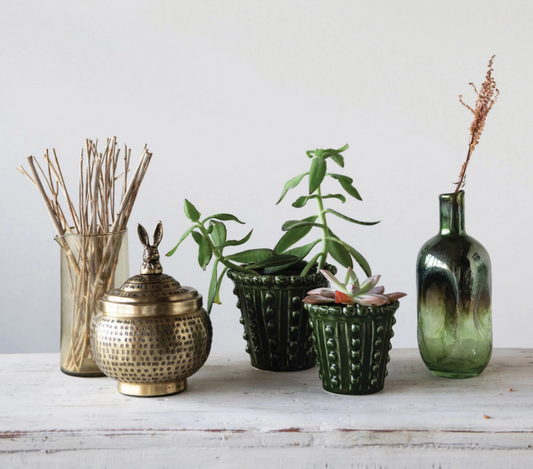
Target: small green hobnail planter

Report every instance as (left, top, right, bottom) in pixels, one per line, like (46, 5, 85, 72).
(227, 264, 336, 372)
(304, 301, 399, 395)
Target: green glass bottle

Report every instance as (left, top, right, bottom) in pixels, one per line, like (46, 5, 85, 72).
(417, 190, 492, 378)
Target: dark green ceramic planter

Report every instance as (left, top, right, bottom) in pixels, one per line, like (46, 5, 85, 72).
(417, 190, 492, 379)
(227, 265, 336, 371)
(304, 301, 399, 395)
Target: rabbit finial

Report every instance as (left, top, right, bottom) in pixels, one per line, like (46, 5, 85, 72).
(138, 222, 163, 275)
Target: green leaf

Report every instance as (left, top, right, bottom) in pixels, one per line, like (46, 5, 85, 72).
(325, 209, 380, 226)
(210, 220, 227, 247)
(327, 173, 362, 201)
(309, 158, 327, 194)
(184, 199, 201, 222)
(166, 225, 195, 256)
(263, 263, 297, 275)
(325, 236, 372, 278)
(337, 143, 349, 152)
(207, 263, 228, 314)
(292, 193, 346, 208)
(263, 240, 321, 275)
(322, 144, 349, 158)
(345, 268, 359, 286)
(284, 239, 321, 259)
(202, 213, 245, 224)
(337, 144, 350, 153)
(343, 242, 372, 278)
(207, 259, 219, 313)
(326, 144, 349, 153)
(324, 193, 346, 204)
(338, 179, 362, 201)
(198, 237, 212, 270)
(245, 253, 300, 270)
(282, 219, 326, 231)
(213, 267, 228, 307)
(300, 252, 324, 276)
(329, 153, 344, 167)
(276, 172, 309, 205)
(226, 248, 275, 263)
(218, 229, 253, 248)
(306, 150, 315, 158)
(191, 230, 203, 245)
(327, 231, 353, 269)
(274, 215, 318, 253)
(292, 196, 310, 208)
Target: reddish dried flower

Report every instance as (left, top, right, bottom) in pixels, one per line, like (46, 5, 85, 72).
(455, 56, 499, 192)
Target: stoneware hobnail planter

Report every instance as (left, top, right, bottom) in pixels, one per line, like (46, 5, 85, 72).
(227, 264, 336, 371)
(304, 301, 400, 395)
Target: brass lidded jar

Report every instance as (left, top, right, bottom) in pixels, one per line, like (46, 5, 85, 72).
(90, 222, 212, 397)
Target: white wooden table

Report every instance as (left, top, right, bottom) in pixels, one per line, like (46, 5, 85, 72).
(1, 349, 532, 468)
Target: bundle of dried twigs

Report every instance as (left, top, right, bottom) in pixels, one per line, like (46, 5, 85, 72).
(17, 137, 152, 374)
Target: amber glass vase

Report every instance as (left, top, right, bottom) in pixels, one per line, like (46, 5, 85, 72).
(417, 191, 492, 378)
(57, 230, 129, 377)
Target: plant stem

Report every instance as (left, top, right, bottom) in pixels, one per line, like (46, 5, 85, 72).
(455, 135, 474, 193)
(316, 186, 329, 270)
(301, 251, 323, 277)
(196, 223, 254, 274)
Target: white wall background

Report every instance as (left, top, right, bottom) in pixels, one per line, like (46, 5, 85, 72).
(1, 0, 531, 355)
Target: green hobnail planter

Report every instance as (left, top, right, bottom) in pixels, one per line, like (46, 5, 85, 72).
(227, 264, 336, 371)
(304, 301, 399, 395)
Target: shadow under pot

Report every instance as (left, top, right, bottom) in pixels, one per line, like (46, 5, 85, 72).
(304, 301, 400, 395)
(227, 264, 336, 371)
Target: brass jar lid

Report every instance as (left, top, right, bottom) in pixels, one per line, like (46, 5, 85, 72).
(100, 222, 203, 317)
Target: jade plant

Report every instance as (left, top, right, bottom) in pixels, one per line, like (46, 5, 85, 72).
(273, 143, 378, 277)
(166, 144, 379, 313)
(165, 203, 279, 312)
(304, 268, 406, 306)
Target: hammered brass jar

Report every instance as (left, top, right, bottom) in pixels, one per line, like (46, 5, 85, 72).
(90, 222, 212, 397)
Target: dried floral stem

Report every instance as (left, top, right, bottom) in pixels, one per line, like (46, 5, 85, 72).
(455, 55, 499, 192)
(18, 138, 152, 374)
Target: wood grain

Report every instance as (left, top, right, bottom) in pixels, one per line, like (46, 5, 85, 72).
(1, 349, 532, 468)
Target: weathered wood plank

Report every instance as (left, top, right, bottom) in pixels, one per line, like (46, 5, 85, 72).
(1, 349, 532, 468)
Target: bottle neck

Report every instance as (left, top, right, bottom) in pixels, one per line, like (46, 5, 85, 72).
(439, 190, 466, 236)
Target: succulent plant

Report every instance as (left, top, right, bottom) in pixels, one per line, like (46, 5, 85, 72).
(165, 200, 281, 313)
(274, 144, 379, 277)
(167, 143, 381, 314)
(303, 267, 406, 306)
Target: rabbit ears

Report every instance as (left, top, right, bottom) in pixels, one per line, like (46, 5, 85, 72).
(137, 221, 163, 248)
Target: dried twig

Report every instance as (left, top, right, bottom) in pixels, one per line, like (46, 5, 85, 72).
(18, 138, 152, 374)
(25, 156, 66, 238)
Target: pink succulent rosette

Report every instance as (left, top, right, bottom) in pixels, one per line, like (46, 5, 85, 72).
(303, 268, 406, 306)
